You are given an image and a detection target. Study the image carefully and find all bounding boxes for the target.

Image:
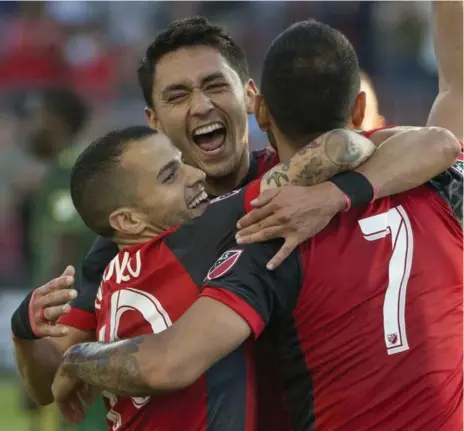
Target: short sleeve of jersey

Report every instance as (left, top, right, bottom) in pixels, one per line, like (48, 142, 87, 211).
(57, 236, 118, 330)
(200, 241, 302, 338)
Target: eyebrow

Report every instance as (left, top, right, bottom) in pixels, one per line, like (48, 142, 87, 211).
(157, 160, 178, 179)
(161, 72, 226, 97)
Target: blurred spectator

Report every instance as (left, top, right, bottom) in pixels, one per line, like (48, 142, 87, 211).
(0, 2, 68, 90)
(14, 88, 107, 431)
(21, 88, 96, 286)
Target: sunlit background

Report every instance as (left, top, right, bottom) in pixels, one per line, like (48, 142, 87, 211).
(0, 1, 440, 430)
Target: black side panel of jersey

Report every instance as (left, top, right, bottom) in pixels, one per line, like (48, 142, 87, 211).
(71, 236, 119, 312)
(428, 165, 463, 225)
(163, 187, 248, 287)
(203, 240, 315, 430)
(164, 188, 253, 431)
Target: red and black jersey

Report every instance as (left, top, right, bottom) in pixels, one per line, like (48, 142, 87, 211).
(94, 190, 258, 431)
(201, 169, 463, 431)
(59, 148, 279, 330)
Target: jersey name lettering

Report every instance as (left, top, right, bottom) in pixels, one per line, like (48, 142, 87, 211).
(103, 250, 142, 284)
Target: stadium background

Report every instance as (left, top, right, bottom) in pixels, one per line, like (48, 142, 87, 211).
(0, 1, 440, 430)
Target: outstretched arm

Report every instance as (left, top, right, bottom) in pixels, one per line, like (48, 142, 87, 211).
(356, 126, 460, 198)
(53, 298, 250, 398)
(236, 126, 460, 268)
(427, 1, 463, 139)
(52, 238, 296, 402)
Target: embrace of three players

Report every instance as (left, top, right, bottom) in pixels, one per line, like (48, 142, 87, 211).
(11, 2, 463, 431)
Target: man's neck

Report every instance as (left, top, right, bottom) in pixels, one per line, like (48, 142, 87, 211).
(204, 148, 251, 197)
(276, 132, 324, 163)
(114, 229, 162, 250)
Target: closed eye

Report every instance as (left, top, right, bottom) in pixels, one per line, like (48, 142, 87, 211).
(163, 170, 177, 183)
(206, 83, 228, 92)
(167, 93, 188, 103)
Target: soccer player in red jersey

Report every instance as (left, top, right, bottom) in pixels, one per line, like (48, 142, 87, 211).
(52, 20, 462, 431)
(12, 5, 462, 427)
(52, 125, 376, 430)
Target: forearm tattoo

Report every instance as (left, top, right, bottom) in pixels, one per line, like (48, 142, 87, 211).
(262, 129, 373, 189)
(323, 130, 363, 167)
(62, 336, 154, 396)
(265, 171, 290, 187)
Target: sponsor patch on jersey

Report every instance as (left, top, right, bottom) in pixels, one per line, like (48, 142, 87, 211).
(210, 189, 241, 204)
(206, 249, 243, 281)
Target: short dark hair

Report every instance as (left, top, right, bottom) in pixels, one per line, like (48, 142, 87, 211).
(71, 126, 157, 236)
(137, 16, 249, 108)
(261, 20, 360, 139)
(37, 88, 88, 136)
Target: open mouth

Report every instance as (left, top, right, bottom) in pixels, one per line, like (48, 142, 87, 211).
(188, 190, 209, 209)
(192, 122, 227, 153)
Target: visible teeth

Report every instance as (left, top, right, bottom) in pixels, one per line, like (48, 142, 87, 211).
(189, 191, 208, 208)
(193, 123, 223, 136)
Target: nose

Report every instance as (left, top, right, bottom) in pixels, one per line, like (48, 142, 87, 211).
(186, 165, 206, 188)
(190, 89, 214, 117)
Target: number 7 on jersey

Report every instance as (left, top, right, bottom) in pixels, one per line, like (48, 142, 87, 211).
(358, 205, 414, 355)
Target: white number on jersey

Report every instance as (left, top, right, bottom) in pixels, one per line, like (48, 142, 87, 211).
(358, 205, 414, 355)
(99, 287, 172, 430)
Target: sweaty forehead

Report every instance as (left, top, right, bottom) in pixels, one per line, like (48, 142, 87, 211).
(154, 45, 239, 91)
(121, 134, 180, 173)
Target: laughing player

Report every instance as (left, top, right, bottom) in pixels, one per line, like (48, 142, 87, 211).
(12, 7, 462, 428)
(12, 15, 458, 412)
(53, 20, 462, 431)
(53, 125, 377, 430)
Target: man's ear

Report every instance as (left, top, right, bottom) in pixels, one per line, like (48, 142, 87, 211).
(109, 208, 146, 236)
(246, 79, 259, 115)
(145, 107, 162, 131)
(351, 91, 366, 129)
(254, 94, 271, 132)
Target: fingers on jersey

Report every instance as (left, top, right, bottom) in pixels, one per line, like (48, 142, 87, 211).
(35, 274, 75, 296)
(266, 236, 301, 270)
(30, 278, 77, 337)
(237, 195, 280, 230)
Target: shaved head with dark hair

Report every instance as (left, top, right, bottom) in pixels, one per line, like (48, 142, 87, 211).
(71, 126, 157, 236)
(260, 19, 361, 140)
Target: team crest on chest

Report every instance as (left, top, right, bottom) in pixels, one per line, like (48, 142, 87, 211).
(206, 249, 243, 281)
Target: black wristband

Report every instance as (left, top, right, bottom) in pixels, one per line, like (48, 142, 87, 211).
(329, 171, 375, 209)
(11, 291, 39, 340)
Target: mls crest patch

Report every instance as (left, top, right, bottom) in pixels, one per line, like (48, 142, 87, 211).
(206, 249, 243, 281)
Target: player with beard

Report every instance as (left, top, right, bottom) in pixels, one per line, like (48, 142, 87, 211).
(12, 6, 462, 423)
(53, 19, 462, 431)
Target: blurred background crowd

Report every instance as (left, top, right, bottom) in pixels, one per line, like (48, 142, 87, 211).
(0, 1, 441, 429)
